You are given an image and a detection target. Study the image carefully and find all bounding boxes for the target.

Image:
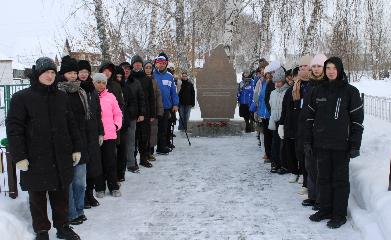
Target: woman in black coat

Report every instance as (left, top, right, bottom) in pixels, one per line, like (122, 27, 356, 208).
(78, 60, 104, 209)
(6, 57, 81, 239)
(57, 56, 90, 225)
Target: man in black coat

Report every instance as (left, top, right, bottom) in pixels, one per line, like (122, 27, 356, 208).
(6, 57, 82, 240)
(306, 57, 364, 229)
(178, 71, 195, 131)
(130, 55, 155, 168)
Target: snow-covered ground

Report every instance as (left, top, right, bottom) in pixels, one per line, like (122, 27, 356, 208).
(351, 78, 391, 98)
(0, 131, 360, 240)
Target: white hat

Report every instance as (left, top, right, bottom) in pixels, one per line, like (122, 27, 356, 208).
(92, 73, 107, 83)
(264, 61, 281, 74)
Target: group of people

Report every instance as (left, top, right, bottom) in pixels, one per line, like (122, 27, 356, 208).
(238, 55, 364, 229)
(5, 52, 195, 240)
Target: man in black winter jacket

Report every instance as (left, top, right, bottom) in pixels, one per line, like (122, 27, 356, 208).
(178, 72, 195, 131)
(306, 57, 364, 229)
(6, 57, 82, 240)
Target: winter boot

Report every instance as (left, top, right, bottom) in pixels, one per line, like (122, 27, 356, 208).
(95, 191, 105, 199)
(302, 199, 316, 207)
(76, 214, 87, 222)
(140, 155, 153, 168)
(148, 154, 156, 161)
(327, 216, 347, 229)
(156, 147, 170, 155)
(288, 174, 299, 183)
(56, 225, 81, 240)
(309, 210, 333, 222)
(35, 231, 49, 240)
(298, 187, 308, 195)
(127, 165, 140, 173)
(84, 190, 99, 208)
(84, 194, 91, 209)
(111, 189, 122, 197)
(69, 217, 83, 225)
(312, 203, 321, 211)
(277, 168, 288, 175)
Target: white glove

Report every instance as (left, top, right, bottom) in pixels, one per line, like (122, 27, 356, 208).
(268, 120, 276, 130)
(16, 159, 29, 171)
(72, 152, 81, 166)
(99, 135, 104, 146)
(278, 125, 284, 139)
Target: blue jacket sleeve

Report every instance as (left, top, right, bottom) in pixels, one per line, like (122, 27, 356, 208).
(171, 78, 179, 107)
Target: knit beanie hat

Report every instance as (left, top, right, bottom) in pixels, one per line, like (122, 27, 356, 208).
(158, 52, 169, 62)
(35, 57, 57, 77)
(272, 67, 286, 83)
(143, 60, 153, 67)
(115, 66, 125, 76)
(310, 54, 328, 67)
(131, 55, 144, 67)
(299, 55, 313, 67)
(259, 58, 269, 69)
(77, 60, 91, 72)
(59, 55, 78, 74)
(119, 61, 131, 69)
(264, 61, 281, 74)
(92, 73, 107, 84)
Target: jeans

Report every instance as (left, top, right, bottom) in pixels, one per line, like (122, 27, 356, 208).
(68, 164, 86, 220)
(178, 105, 192, 131)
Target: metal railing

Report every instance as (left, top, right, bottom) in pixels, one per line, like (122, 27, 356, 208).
(0, 84, 30, 117)
(362, 93, 391, 122)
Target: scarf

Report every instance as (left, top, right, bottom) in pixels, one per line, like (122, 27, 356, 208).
(58, 80, 91, 120)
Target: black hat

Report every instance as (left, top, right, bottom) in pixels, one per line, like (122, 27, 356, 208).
(131, 55, 144, 67)
(119, 61, 131, 68)
(115, 66, 125, 76)
(59, 55, 78, 74)
(158, 52, 169, 62)
(78, 60, 91, 72)
(35, 57, 57, 77)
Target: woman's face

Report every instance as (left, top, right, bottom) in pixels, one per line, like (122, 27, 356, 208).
(94, 81, 106, 92)
(144, 64, 153, 75)
(64, 71, 78, 82)
(311, 65, 324, 78)
(78, 70, 90, 81)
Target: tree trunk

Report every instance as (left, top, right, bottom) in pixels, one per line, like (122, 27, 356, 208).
(93, 0, 111, 62)
(148, 3, 158, 59)
(223, 0, 242, 60)
(302, 0, 323, 55)
(175, 0, 189, 72)
(259, 0, 271, 57)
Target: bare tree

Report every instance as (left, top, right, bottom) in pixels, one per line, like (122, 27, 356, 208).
(93, 0, 111, 62)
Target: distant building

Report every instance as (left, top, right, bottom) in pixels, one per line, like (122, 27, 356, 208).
(0, 53, 13, 85)
(62, 39, 102, 71)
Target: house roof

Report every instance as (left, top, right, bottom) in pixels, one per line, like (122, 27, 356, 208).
(0, 52, 12, 61)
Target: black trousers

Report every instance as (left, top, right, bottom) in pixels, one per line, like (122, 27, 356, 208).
(306, 149, 319, 202)
(136, 120, 151, 160)
(166, 110, 176, 146)
(158, 110, 170, 150)
(285, 138, 299, 174)
(117, 127, 129, 180)
(295, 139, 307, 187)
(271, 130, 281, 168)
(96, 140, 119, 192)
(28, 188, 68, 233)
(317, 148, 350, 217)
(261, 118, 272, 158)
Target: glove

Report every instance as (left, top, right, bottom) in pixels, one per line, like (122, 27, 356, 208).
(278, 125, 284, 139)
(268, 120, 276, 130)
(350, 149, 360, 158)
(72, 152, 81, 166)
(16, 159, 29, 171)
(303, 143, 312, 158)
(99, 135, 104, 146)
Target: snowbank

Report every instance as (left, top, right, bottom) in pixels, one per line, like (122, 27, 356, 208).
(349, 116, 391, 240)
(351, 78, 391, 98)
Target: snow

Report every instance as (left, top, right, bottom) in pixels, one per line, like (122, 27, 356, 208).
(351, 78, 391, 98)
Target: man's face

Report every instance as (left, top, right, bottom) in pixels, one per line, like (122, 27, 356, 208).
(133, 62, 143, 71)
(325, 63, 338, 81)
(181, 74, 188, 80)
(156, 61, 167, 71)
(64, 71, 78, 82)
(102, 68, 112, 79)
(38, 70, 56, 86)
(78, 70, 90, 81)
(122, 66, 131, 78)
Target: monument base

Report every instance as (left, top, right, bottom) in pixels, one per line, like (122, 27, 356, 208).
(188, 120, 245, 137)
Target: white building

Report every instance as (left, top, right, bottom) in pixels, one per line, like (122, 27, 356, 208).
(0, 52, 13, 85)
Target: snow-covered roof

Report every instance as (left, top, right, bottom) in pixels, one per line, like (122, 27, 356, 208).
(12, 61, 28, 70)
(0, 52, 12, 61)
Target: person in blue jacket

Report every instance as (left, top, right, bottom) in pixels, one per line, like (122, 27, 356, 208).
(153, 53, 179, 155)
(237, 69, 255, 133)
(257, 72, 272, 162)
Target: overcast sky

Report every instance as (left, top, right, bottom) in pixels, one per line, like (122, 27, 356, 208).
(0, 0, 82, 66)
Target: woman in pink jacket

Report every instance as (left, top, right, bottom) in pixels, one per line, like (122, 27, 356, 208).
(92, 73, 123, 198)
